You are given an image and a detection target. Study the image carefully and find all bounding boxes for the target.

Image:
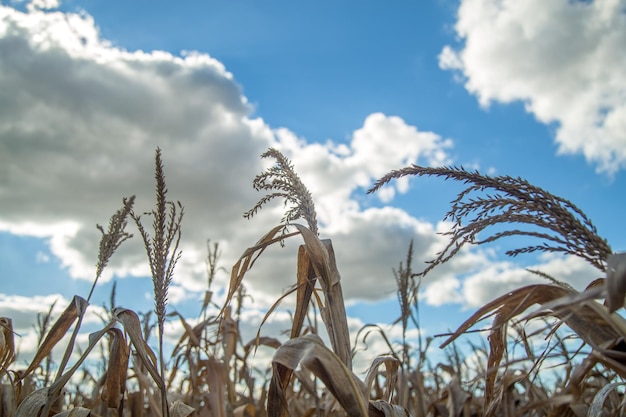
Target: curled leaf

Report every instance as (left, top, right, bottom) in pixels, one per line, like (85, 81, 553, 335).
(606, 252, 626, 313)
(103, 328, 130, 409)
(588, 382, 626, 416)
(0, 317, 15, 376)
(15, 388, 50, 417)
(21, 296, 87, 380)
(169, 399, 195, 417)
(114, 308, 163, 389)
(368, 400, 411, 417)
(364, 356, 400, 403)
(269, 334, 367, 417)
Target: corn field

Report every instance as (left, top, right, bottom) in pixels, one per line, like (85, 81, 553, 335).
(1, 147, 625, 417)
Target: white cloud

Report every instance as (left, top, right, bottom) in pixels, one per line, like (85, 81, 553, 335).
(26, 0, 60, 12)
(461, 254, 601, 308)
(440, 0, 626, 174)
(422, 275, 463, 307)
(36, 251, 50, 263)
(276, 113, 453, 233)
(0, 4, 457, 312)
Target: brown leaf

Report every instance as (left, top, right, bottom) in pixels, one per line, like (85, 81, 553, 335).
(291, 228, 352, 369)
(368, 400, 411, 417)
(41, 321, 117, 416)
(364, 356, 400, 403)
(15, 388, 47, 417)
(225, 225, 352, 369)
(103, 328, 130, 409)
(243, 336, 282, 354)
(606, 252, 626, 313)
(317, 238, 352, 370)
(21, 296, 88, 380)
(169, 399, 195, 417)
(440, 284, 625, 417)
(0, 317, 15, 376)
(113, 308, 163, 389)
(226, 225, 298, 307)
(269, 334, 368, 417)
(292, 245, 318, 340)
(221, 306, 237, 364)
(203, 358, 228, 417)
(132, 361, 163, 417)
(589, 381, 626, 416)
(445, 376, 470, 417)
(1, 382, 17, 415)
(169, 310, 203, 352)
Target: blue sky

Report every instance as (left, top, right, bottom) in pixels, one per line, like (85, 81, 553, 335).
(0, 0, 625, 370)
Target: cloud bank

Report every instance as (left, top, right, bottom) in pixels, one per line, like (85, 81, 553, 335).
(0, 5, 461, 307)
(439, 0, 626, 175)
(0, 3, 608, 367)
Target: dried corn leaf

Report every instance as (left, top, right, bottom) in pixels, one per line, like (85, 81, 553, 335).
(113, 308, 163, 390)
(440, 284, 625, 417)
(517, 395, 577, 417)
(225, 224, 304, 410)
(226, 224, 352, 369)
(524, 287, 626, 358)
(292, 245, 318, 340)
(368, 400, 411, 417)
(316, 237, 352, 370)
(15, 388, 48, 417)
(168, 314, 218, 388)
(204, 358, 228, 417)
(364, 356, 400, 403)
(221, 306, 237, 364)
(1, 383, 16, 417)
(606, 252, 626, 313)
(291, 227, 351, 369)
(243, 336, 281, 354)
(169, 399, 195, 417)
(269, 334, 368, 417)
(103, 328, 130, 409)
(201, 290, 213, 312)
(132, 359, 163, 417)
(42, 321, 117, 414)
(227, 225, 299, 305)
(127, 391, 144, 417)
(169, 311, 202, 351)
(21, 296, 87, 379)
(267, 244, 320, 402)
(0, 317, 15, 376)
(484, 371, 527, 417)
(445, 377, 470, 417)
(588, 381, 626, 416)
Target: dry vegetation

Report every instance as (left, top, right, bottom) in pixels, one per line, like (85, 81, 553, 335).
(1, 148, 625, 417)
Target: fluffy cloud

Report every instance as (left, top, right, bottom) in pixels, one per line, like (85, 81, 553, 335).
(460, 254, 601, 309)
(440, 0, 626, 174)
(26, 0, 60, 12)
(0, 4, 456, 310)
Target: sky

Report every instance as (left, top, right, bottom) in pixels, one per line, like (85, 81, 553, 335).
(0, 0, 625, 374)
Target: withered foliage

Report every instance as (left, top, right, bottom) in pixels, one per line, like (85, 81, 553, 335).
(1, 152, 624, 417)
